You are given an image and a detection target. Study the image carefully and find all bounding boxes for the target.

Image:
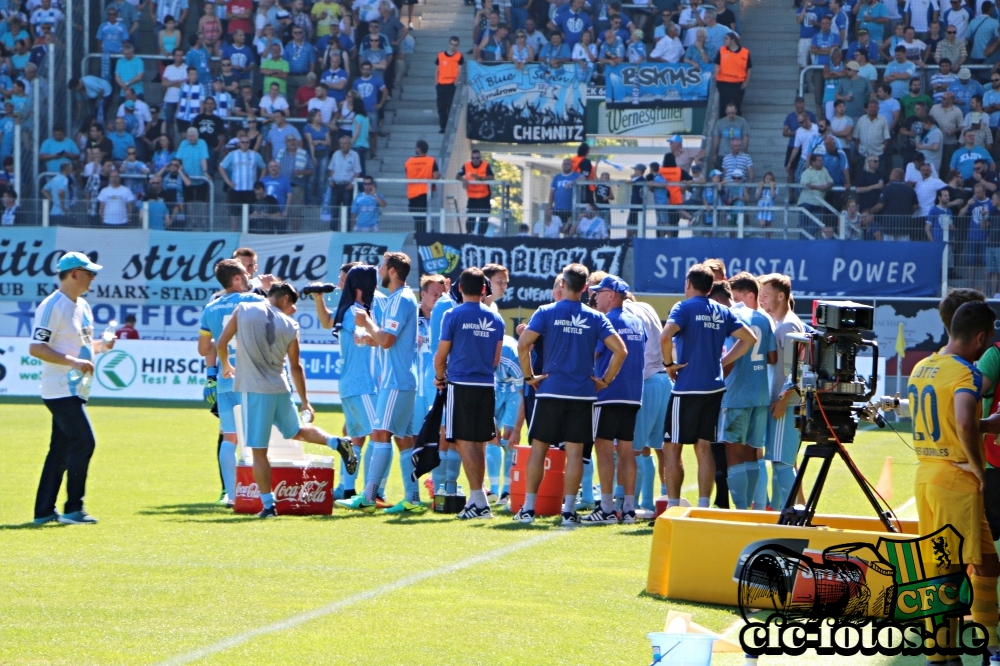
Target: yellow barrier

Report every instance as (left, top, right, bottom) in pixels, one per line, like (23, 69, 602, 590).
(646, 507, 921, 606)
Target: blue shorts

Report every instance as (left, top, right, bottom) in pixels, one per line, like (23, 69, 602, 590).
(218, 390, 238, 434)
(723, 405, 768, 448)
(341, 393, 376, 438)
(373, 388, 417, 437)
(632, 372, 672, 451)
(765, 403, 801, 464)
(240, 391, 301, 449)
(494, 388, 522, 430)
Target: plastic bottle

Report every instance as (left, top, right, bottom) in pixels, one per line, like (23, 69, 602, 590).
(101, 320, 117, 347)
(301, 409, 313, 424)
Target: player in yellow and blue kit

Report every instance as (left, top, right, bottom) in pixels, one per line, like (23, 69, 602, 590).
(912, 301, 1000, 660)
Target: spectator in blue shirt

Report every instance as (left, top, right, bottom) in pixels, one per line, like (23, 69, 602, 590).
(185, 32, 213, 85)
(38, 126, 79, 174)
(846, 28, 881, 62)
(42, 161, 72, 222)
(96, 8, 128, 54)
(948, 67, 984, 115)
(108, 117, 136, 162)
(351, 176, 386, 231)
(950, 129, 995, 178)
(261, 159, 293, 211)
(115, 42, 145, 99)
(221, 30, 256, 83)
(538, 31, 572, 71)
(283, 26, 316, 102)
(549, 158, 582, 231)
(884, 45, 917, 98)
(550, 0, 593, 47)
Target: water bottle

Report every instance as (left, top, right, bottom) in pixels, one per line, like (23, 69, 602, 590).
(301, 409, 313, 424)
(102, 320, 117, 347)
(354, 330, 367, 348)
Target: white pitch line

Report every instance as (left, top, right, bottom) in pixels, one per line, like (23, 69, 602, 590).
(153, 530, 567, 666)
(895, 496, 916, 513)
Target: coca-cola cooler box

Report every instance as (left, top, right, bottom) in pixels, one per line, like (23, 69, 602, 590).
(232, 405, 334, 515)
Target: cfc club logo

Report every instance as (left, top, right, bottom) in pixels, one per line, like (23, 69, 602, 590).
(418, 242, 460, 275)
(95, 349, 138, 390)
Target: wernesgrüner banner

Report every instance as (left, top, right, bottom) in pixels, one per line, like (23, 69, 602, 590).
(415, 233, 629, 309)
(605, 63, 714, 108)
(0, 228, 406, 340)
(632, 238, 944, 297)
(465, 62, 587, 143)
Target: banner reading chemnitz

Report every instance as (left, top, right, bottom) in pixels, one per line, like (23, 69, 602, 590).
(465, 62, 587, 143)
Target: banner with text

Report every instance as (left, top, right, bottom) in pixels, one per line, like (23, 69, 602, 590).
(597, 104, 693, 136)
(0, 228, 406, 305)
(0, 337, 345, 403)
(632, 238, 944, 297)
(415, 233, 629, 309)
(605, 63, 714, 108)
(466, 62, 587, 143)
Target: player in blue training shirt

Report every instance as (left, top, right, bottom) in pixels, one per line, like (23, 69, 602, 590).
(721, 272, 777, 510)
(482, 263, 511, 502)
(434, 267, 506, 519)
(514, 263, 626, 525)
(584, 275, 647, 525)
(338, 252, 423, 514)
(198, 259, 267, 507)
(661, 263, 757, 509)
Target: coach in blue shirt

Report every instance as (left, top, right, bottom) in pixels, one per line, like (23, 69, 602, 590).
(434, 267, 505, 520)
(515, 263, 626, 525)
(585, 275, 647, 524)
(660, 263, 756, 509)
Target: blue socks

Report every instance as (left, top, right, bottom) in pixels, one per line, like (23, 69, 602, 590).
(364, 442, 393, 502)
(432, 454, 446, 491)
(727, 461, 748, 510)
(444, 449, 462, 494)
(362, 442, 375, 491)
(640, 455, 656, 510)
(634, 456, 645, 507)
(486, 443, 502, 494)
(772, 461, 796, 510)
(754, 458, 769, 510)
(261, 492, 274, 510)
(399, 450, 419, 503)
(219, 440, 236, 501)
(581, 459, 595, 503)
(340, 445, 361, 493)
(697, 497, 710, 508)
(501, 440, 514, 494)
(379, 446, 392, 496)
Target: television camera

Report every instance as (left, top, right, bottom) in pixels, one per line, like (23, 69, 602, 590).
(778, 301, 902, 532)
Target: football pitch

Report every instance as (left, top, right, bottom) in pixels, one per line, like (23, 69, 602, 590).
(0, 401, 984, 666)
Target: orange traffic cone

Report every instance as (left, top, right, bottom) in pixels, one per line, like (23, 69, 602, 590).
(875, 456, 893, 503)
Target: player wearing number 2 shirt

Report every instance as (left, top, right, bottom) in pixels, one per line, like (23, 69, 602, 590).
(911, 300, 999, 658)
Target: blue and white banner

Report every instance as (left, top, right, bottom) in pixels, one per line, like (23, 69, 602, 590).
(0, 227, 406, 305)
(632, 238, 944, 297)
(465, 62, 587, 143)
(605, 63, 714, 108)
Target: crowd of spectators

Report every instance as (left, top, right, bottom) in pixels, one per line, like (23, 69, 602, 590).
(0, 0, 421, 230)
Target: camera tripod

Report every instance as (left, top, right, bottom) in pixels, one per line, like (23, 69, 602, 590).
(776, 399, 899, 533)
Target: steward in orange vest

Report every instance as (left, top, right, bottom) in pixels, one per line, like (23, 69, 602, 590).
(712, 33, 752, 119)
(405, 139, 441, 232)
(435, 38, 465, 132)
(458, 149, 495, 234)
(571, 143, 596, 205)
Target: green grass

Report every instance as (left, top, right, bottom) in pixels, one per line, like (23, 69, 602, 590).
(0, 405, 978, 665)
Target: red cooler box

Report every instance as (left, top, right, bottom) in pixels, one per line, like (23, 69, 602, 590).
(509, 445, 565, 516)
(232, 404, 335, 515)
(234, 464, 334, 515)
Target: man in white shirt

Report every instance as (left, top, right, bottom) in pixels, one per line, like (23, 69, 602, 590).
(573, 204, 609, 238)
(524, 18, 548, 56)
(116, 88, 151, 135)
(29, 252, 113, 525)
(307, 82, 338, 123)
(97, 170, 136, 226)
(649, 22, 684, 62)
(327, 135, 362, 228)
(913, 161, 947, 216)
(161, 48, 188, 134)
(534, 215, 562, 237)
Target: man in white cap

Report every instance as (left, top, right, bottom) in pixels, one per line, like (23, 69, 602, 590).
(948, 66, 984, 115)
(667, 134, 702, 172)
(29, 252, 113, 525)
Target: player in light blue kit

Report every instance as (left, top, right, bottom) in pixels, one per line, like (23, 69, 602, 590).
(721, 272, 777, 510)
(758, 272, 806, 510)
(416, 275, 447, 425)
(482, 263, 512, 502)
(429, 277, 456, 493)
(494, 335, 523, 504)
(217, 282, 358, 518)
(198, 259, 267, 507)
(311, 264, 381, 500)
(338, 252, 424, 514)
